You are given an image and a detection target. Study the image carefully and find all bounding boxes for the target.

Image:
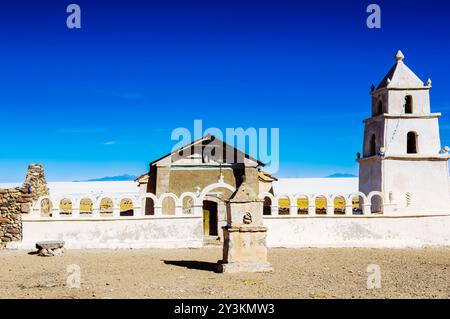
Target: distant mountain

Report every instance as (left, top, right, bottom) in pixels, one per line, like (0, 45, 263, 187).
(74, 174, 138, 182)
(326, 173, 357, 178)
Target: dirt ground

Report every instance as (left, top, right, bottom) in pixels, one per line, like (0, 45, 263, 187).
(0, 247, 448, 299)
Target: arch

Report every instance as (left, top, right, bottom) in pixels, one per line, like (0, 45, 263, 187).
(405, 95, 413, 114)
(99, 196, 115, 216)
(376, 100, 383, 115)
(369, 134, 376, 156)
(159, 193, 178, 215)
(79, 197, 95, 215)
(199, 182, 236, 202)
(119, 197, 135, 216)
(141, 192, 158, 203)
(277, 194, 291, 215)
(368, 191, 384, 214)
(347, 192, 368, 215)
(36, 196, 53, 217)
(407, 131, 418, 154)
(294, 194, 309, 214)
(331, 194, 347, 214)
(179, 192, 198, 214)
(157, 193, 179, 206)
(313, 195, 327, 214)
(34, 195, 51, 210)
(263, 197, 272, 215)
(259, 192, 276, 215)
(141, 193, 158, 215)
(59, 197, 74, 216)
(259, 192, 276, 204)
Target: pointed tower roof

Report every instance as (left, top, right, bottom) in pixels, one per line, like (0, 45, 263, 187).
(376, 50, 425, 90)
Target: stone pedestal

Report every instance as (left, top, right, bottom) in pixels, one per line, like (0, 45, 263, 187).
(36, 240, 66, 257)
(217, 181, 273, 273)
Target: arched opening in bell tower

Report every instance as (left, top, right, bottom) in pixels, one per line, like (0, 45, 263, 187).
(405, 95, 413, 114)
(369, 134, 376, 156)
(377, 100, 383, 115)
(407, 131, 418, 154)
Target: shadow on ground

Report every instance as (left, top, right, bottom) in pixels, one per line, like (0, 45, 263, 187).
(163, 260, 219, 273)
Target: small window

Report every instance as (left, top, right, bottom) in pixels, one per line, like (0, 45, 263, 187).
(369, 134, 376, 156)
(405, 95, 413, 114)
(377, 101, 383, 115)
(407, 132, 418, 154)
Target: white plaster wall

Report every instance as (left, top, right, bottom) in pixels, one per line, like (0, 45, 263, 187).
(259, 181, 273, 194)
(384, 117, 441, 155)
(363, 119, 385, 157)
(363, 119, 385, 156)
(48, 181, 139, 197)
(12, 216, 203, 250)
(387, 90, 430, 114)
(264, 215, 450, 248)
(359, 159, 382, 195)
(273, 178, 358, 195)
(383, 159, 450, 211)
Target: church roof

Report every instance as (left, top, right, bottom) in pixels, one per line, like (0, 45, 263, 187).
(258, 170, 278, 182)
(376, 50, 425, 90)
(134, 172, 149, 184)
(149, 134, 264, 167)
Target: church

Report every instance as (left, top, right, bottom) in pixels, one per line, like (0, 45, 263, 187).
(3, 50, 450, 252)
(359, 50, 450, 213)
(135, 134, 277, 239)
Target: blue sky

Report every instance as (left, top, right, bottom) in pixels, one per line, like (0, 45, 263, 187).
(1, 0, 450, 182)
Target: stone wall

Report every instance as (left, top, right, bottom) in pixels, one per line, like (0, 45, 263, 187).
(0, 164, 49, 249)
(0, 188, 29, 248)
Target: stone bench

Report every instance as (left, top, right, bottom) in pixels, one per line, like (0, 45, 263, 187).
(36, 240, 66, 257)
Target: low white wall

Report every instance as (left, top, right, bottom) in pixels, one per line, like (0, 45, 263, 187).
(264, 214, 450, 248)
(10, 216, 203, 250)
(8, 214, 450, 250)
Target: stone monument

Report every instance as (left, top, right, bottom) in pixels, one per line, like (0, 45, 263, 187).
(23, 164, 49, 201)
(217, 180, 273, 273)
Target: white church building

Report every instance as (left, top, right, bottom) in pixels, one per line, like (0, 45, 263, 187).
(359, 50, 450, 213)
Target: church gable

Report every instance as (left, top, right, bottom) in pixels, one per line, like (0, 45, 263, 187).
(152, 135, 262, 168)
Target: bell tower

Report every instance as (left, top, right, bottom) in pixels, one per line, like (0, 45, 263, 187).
(358, 50, 450, 213)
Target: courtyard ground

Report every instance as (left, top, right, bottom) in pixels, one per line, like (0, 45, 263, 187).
(0, 247, 448, 299)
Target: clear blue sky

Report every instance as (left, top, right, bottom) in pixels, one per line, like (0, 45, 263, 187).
(1, 0, 450, 182)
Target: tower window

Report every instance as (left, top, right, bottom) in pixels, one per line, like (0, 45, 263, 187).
(377, 101, 383, 115)
(407, 132, 418, 154)
(405, 95, 413, 114)
(369, 134, 376, 156)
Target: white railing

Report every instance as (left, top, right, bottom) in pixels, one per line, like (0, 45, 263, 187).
(28, 181, 389, 220)
(259, 191, 387, 216)
(28, 180, 236, 220)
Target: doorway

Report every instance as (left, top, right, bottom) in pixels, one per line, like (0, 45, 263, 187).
(203, 200, 218, 236)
